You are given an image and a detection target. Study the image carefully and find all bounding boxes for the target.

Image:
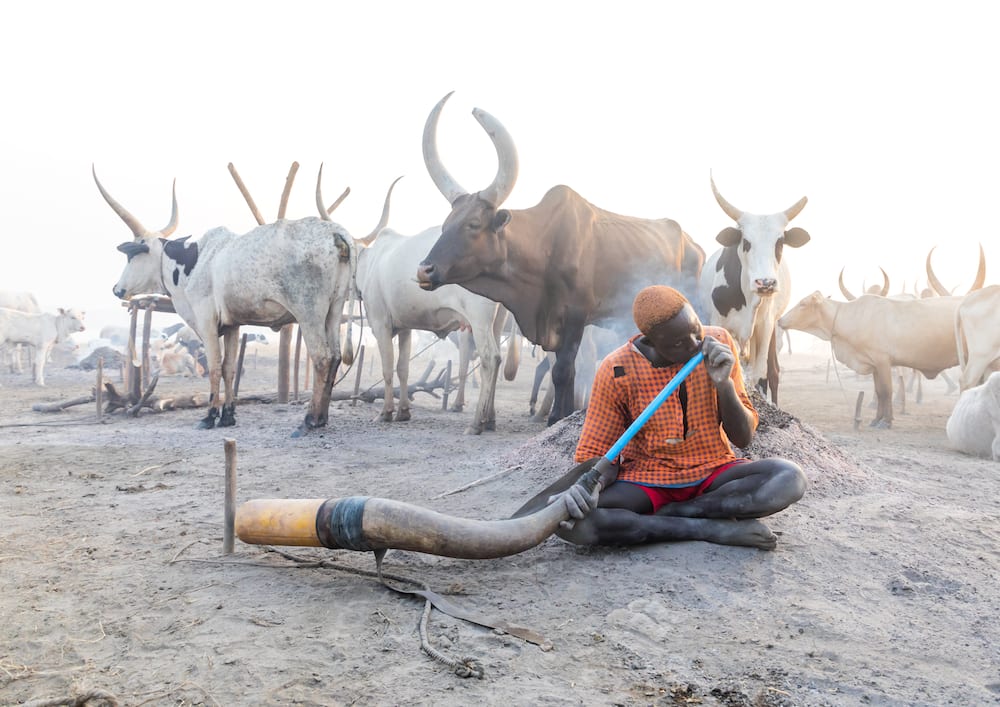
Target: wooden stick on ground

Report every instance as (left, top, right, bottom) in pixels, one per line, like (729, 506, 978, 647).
(224, 438, 237, 555)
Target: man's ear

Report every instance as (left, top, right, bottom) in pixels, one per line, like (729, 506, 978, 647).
(492, 209, 511, 232)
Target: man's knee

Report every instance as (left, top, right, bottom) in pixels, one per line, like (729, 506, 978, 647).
(768, 458, 808, 506)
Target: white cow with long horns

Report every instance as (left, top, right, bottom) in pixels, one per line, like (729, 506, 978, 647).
(93, 165, 357, 436)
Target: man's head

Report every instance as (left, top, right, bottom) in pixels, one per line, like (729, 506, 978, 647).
(633, 285, 703, 365)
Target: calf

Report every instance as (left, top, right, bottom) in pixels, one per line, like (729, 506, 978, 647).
(0, 308, 86, 385)
(946, 371, 1000, 460)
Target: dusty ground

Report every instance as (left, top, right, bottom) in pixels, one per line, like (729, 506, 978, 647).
(1, 340, 998, 706)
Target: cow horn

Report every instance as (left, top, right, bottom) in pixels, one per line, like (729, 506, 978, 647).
(969, 243, 986, 292)
(877, 267, 890, 296)
(92, 164, 151, 239)
(161, 179, 179, 237)
(710, 175, 743, 222)
(235, 466, 602, 560)
(472, 106, 519, 207)
(783, 196, 808, 222)
(925, 247, 951, 297)
(422, 91, 468, 204)
(838, 268, 856, 301)
(359, 176, 403, 247)
(314, 163, 351, 223)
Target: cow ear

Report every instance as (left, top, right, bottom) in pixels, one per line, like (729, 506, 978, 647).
(492, 209, 511, 232)
(117, 241, 150, 259)
(716, 227, 741, 247)
(783, 227, 811, 248)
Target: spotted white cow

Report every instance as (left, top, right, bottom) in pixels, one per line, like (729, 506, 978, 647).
(946, 371, 1000, 460)
(94, 165, 356, 436)
(0, 307, 86, 385)
(699, 177, 810, 404)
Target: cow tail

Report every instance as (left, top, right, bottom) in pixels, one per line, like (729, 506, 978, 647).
(340, 237, 358, 367)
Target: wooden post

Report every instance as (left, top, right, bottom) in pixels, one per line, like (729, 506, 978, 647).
(95, 358, 104, 421)
(233, 333, 248, 399)
(223, 438, 237, 555)
(141, 306, 154, 390)
(352, 344, 365, 406)
(127, 305, 140, 400)
(441, 359, 453, 410)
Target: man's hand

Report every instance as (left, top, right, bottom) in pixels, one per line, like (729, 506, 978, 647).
(702, 334, 735, 386)
(548, 483, 600, 530)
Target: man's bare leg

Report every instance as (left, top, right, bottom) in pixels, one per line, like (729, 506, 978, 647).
(657, 458, 807, 520)
(555, 508, 778, 550)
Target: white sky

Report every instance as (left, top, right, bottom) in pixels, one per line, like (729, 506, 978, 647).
(2, 1, 996, 341)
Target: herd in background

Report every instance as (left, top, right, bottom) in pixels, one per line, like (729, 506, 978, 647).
(2, 93, 997, 460)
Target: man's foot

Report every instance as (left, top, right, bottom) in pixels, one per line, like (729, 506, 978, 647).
(697, 518, 777, 550)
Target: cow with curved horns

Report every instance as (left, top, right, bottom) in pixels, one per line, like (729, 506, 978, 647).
(699, 176, 811, 404)
(317, 170, 512, 435)
(778, 291, 966, 428)
(93, 165, 356, 436)
(416, 92, 705, 425)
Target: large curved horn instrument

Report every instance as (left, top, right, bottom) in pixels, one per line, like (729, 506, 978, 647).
(237, 351, 705, 559)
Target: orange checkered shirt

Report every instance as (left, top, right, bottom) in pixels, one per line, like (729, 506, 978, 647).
(574, 326, 758, 487)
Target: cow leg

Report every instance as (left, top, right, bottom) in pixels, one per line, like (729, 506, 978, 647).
(33, 344, 49, 386)
(218, 330, 241, 427)
(451, 329, 472, 414)
(199, 331, 224, 429)
(870, 366, 893, 428)
(465, 308, 502, 434)
(371, 322, 396, 422)
(529, 356, 551, 416)
(548, 322, 585, 425)
(395, 330, 411, 422)
(766, 327, 779, 405)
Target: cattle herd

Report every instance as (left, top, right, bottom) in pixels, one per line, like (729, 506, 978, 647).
(2, 93, 997, 460)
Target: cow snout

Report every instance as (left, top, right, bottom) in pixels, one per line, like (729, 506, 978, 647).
(112, 285, 127, 300)
(755, 278, 778, 294)
(415, 262, 440, 291)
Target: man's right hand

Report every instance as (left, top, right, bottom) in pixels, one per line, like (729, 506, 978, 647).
(548, 483, 600, 530)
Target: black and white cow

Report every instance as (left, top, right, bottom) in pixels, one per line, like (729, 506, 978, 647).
(699, 176, 811, 403)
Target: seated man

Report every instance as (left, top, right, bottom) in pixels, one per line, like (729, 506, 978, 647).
(514, 285, 807, 550)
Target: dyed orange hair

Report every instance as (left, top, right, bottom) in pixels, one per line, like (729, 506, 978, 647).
(632, 285, 690, 335)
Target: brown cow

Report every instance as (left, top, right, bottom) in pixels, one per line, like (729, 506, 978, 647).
(415, 92, 705, 425)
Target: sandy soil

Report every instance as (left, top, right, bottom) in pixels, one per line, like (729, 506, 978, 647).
(1, 341, 998, 707)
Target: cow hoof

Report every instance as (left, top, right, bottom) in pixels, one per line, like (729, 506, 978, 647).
(869, 419, 891, 429)
(484, 419, 496, 432)
(394, 409, 411, 422)
(379, 412, 394, 422)
(449, 404, 465, 413)
(198, 409, 219, 429)
(464, 425, 483, 436)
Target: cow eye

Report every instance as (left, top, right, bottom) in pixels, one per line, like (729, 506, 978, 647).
(774, 241, 784, 261)
(742, 240, 751, 253)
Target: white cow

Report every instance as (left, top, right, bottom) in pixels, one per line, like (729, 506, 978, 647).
(0, 307, 86, 385)
(954, 285, 1000, 391)
(0, 290, 42, 373)
(319, 173, 508, 435)
(699, 176, 811, 404)
(946, 371, 1000, 460)
(94, 165, 356, 436)
(779, 292, 964, 428)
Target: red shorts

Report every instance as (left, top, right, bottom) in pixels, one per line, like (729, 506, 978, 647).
(632, 459, 748, 513)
